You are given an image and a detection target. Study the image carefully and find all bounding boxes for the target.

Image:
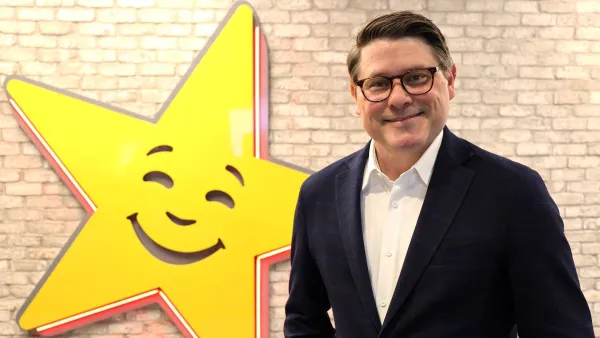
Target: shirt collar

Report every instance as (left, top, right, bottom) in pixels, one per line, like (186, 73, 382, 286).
(362, 128, 444, 190)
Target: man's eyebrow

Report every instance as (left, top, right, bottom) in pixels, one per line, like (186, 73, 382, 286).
(147, 145, 173, 156)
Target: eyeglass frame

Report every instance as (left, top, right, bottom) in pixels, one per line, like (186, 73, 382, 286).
(355, 66, 441, 102)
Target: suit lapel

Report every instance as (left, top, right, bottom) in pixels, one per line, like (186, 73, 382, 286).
(381, 128, 475, 331)
(335, 143, 382, 332)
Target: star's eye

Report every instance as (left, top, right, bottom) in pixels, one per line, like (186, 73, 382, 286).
(143, 171, 174, 189)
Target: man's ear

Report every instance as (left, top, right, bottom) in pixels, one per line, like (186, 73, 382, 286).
(350, 79, 361, 116)
(447, 64, 457, 101)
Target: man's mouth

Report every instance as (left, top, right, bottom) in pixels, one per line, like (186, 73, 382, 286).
(384, 111, 424, 123)
(127, 212, 225, 265)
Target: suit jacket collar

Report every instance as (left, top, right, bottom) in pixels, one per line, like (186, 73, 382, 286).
(335, 126, 475, 332)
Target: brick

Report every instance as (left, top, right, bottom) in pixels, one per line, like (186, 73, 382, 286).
(45, 208, 85, 221)
(274, 0, 310, 10)
(462, 52, 499, 65)
(137, 8, 179, 23)
(578, 14, 600, 27)
(117, 23, 154, 35)
(568, 156, 600, 168)
(177, 37, 207, 51)
(58, 36, 96, 48)
(539, 27, 574, 39)
(553, 144, 587, 156)
(540, 1, 576, 13)
(570, 131, 600, 143)
(139, 64, 175, 76)
(272, 130, 311, 144)
(501, 53, 537, 65)
(0, 142, 19, 155)
(77, 23, 116, 36)
(291, 63, 329, 76)
(556, 41, 590, 53)
(57, 8, 95, 22)
(447, 13, 482, 25)
(5, 182, 42, 196)
(452, 90, 481, 103)
(0, 34, 16, 47)
(448, 38, 482, 52)
(0, 20, 35, 34)
(97, 9, 137, 23)
(272, 78, 309, 91)
(556, 66, 590, 80)
(271, 24, 310, 38)
(500, 105, 533, 117)
(499, 130, 532, 143)
(0, 168, 20, 182)
(19, 35, 57, 48)
(3, 154, 42, 168)
(577, 1, 600, 13)
(516, 143, 550, 156)
(195, 23, 217, 36)
(552, 192, 585, 205)
(464, 26, 500, 38)
(117, 0, 154, 6)
(483, 13, 520, 26)
(554, 91, 588, 105)
(575, 54, 599, 66)
(521, 40, 556, 53)
(7, 208, 44, 221)
(586, 168, 600, 180)
(521, 13, 556, 26)
(505, 1, 538, 12)
(576, 27, 600, 40)
(518, 92, 553, 105)
(17, 8, 54, 20)
(330, 10, 367, 23)
(446, 118, 480, 130)
(576, 105, 600, 116)
(427, 0, 465, 11)
(290, 11, 327, 24)
(81, 77, 118, 90)
(98, 63, 136, 76)
(291, 91, 328, 104)
(482, 91, 515, 104)
(499, 79, 537, 90)
(140, 36, 177, 49)
(38, 22, 72, 35)
(466, 0, 502, 11)
(0, 8, 13, 19)
(313, 0, 348, 8)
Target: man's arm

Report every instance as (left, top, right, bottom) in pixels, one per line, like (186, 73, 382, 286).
(284, 184, 335, 338)
(508, 170, 594, 337)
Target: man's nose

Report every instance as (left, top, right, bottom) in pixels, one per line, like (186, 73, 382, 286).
(387, 79, 412, 108)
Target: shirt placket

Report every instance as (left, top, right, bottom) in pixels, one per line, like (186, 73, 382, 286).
(376, 173, 407, 312)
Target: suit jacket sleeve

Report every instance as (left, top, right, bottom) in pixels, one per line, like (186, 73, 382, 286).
(284, 183, 336, 338)
(508, 170, 594, 337)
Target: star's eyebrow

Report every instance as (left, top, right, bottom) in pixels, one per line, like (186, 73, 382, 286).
(147, 145, 173, 156)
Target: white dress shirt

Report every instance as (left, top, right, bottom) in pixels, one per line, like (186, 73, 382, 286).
(360, 129, 444, 323)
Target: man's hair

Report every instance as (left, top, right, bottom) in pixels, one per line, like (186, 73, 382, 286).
(346, 11, 454, 84)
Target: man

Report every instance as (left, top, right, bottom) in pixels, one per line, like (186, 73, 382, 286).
(283, 10, 593, 338)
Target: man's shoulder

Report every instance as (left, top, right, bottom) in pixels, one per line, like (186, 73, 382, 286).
(461, 137, 545, 191)
(300, 145, 365, 198)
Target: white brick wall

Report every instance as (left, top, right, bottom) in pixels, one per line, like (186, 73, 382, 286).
(0, 0, 599, 337)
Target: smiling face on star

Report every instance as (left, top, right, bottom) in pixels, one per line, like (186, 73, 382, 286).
(128, 144, 246, 265)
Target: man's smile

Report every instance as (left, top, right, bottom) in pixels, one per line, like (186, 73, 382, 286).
(127, 212, 225, 265)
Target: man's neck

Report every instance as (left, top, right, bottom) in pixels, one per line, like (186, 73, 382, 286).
(373, 142, 429, 182)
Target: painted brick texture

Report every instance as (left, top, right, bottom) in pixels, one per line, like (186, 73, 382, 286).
(0, 0, 599, 337)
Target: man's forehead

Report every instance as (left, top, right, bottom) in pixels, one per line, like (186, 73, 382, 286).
(358, 38, 437, 76)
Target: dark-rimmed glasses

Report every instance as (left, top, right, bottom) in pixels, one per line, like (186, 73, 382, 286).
(356, 66, 440, 102)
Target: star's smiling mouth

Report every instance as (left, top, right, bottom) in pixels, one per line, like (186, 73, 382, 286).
(128, 213, 225, 265)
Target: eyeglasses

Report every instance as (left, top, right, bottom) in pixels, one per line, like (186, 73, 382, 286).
(356, 66, 440, 102)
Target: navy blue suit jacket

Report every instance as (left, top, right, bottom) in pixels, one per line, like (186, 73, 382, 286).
(284, 127, 593, 338)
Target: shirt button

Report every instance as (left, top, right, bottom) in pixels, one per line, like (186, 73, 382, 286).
(392, 201, 399, 208)
(380, 301, 387, 307)
(386, 251, 392, 257)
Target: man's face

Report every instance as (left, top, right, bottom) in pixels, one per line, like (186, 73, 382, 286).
(351, 37, 456, 154)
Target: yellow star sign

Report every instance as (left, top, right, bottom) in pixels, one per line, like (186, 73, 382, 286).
(3, 2, 310, 337)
